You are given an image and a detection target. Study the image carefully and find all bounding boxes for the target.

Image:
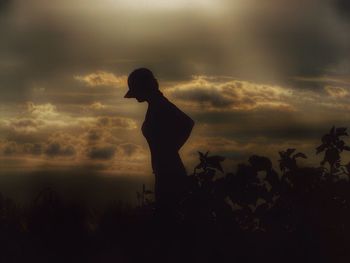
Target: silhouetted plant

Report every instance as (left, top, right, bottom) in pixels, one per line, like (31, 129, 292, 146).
(316, 126, 350, 176)
(248, 155, 281, 198)
(344, 161, 350, 175)
(195, 151, 225, 173)
(136, 184, 154, 207)
(182, 151, 227, 222)
(279, 148, 307, 173)
(192, 151, 225, 185)
(249, 155, 273, 171)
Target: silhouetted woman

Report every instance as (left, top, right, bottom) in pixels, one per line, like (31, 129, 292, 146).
(124, 68, 194, 216)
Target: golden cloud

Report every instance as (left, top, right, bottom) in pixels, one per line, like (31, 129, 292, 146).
(27, 102, 60, 119)
(3, 102, 95, 133)
(74, 71, 127, 87)
(96, 116, 137, 130)
(166, 76, 295, 112)
(88, 102, 107, 110)
(324, 86, 349, 98)
(3, 102, 137, 136)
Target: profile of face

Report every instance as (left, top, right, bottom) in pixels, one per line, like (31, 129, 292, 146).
(128, 81, 149, 103)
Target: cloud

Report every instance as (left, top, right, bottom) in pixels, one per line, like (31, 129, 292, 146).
(9, 119, 41, 133)
(23, 143, 42, 155)
(2, 141, 18, 155)
(324, 86, 349, 98)
(27, 102, 59, 118)
(170, 86, 233, 108)
(0, 0, 11, 15)
(3, 102, 95, 134)
(97, 116, 137, 130)
(45, 142, 76, 157)
(87, 102, 107, 110)
(0, 140, 43, 156)
(0, 0, 349, 107)
(335, 0, 350, 18)
(118, 143, 143, 157)
(2, 102, 137, 140)
(44, 133, 79, 158)
(0, 0, 349, 176)
(116, 143, 146, 162)
(87, 145, 116, 160)
(86, 129, 103, 142)
(74, 71, 127, 87)
(167, 76, 295, 111)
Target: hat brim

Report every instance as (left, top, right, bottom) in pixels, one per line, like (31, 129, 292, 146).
(124, 90, 135, 98)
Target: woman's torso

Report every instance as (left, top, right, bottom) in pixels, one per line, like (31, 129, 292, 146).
(141, 96, 187, 178)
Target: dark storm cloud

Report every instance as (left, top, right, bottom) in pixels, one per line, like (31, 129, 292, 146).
(171, 87, 234, 108)
(86, 129, 102, 142)
(3, 131, 44, 144)
(118, 143, 143, 157)
(0, 0, 11, 14)
(192, 103, 350, 144)
(335, 0, 350, 17)
(244, 0, 349, 83)
(0, 0, 348, 105)
(87, 145, 116, 160)
(45, 142, 76, 157)
(2, 141, 17, 155)
(40, 132, 82, 158)
(23, 143, 42, 155)
(0, 4, 117, 102)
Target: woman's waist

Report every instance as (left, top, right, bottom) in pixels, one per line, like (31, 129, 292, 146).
(150, 148, 180, 158)
(152, 154, 185, 172)
(151, 153, 182, 164)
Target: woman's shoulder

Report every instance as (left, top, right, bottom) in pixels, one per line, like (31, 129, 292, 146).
(151, 95, 194, 124)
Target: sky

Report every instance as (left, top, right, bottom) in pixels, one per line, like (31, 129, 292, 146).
(0, 0, 350, 199)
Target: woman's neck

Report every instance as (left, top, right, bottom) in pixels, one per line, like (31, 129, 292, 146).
(147, 91, 164, 105)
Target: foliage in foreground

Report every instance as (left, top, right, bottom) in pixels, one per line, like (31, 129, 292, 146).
(1, 126, 350, 262)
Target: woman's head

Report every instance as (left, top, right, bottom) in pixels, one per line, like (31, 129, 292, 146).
(124, 68, 159, 102)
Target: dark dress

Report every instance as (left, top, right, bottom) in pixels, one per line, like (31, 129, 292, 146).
(142, 94, 194, 211)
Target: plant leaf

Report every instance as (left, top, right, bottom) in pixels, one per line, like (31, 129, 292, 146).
(286, 148, 296, 156)
(330, 126, 335, 135)
(279, 162, 285, 172)
(316, 144, 326, 154)
(343, 146, 350, 151)
(336, 127, 348, 137)
(195, 162, 204, 170)
(206, 155, 225, 172)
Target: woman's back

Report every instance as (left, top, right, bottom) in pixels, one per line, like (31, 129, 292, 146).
(142, 93, 194, 174)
